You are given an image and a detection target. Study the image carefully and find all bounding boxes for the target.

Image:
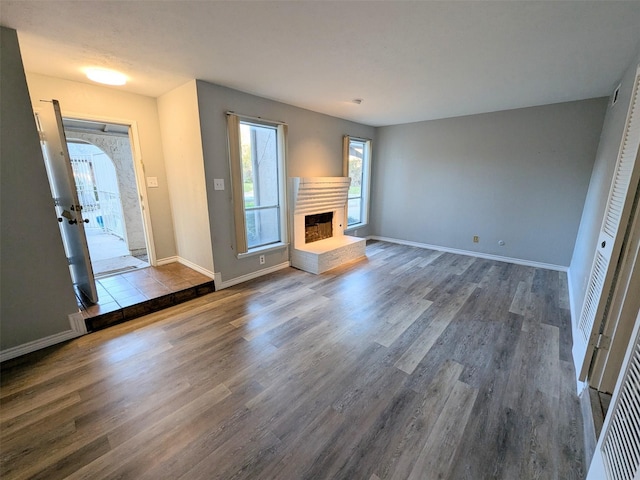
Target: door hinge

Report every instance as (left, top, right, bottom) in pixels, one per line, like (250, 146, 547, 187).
(590, 333, 611, 351)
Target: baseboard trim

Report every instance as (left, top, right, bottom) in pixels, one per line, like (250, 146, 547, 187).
(580, 386, 598, 470)
(0, 311, 86, 363)
(217, 262, 291, 290)
(176, 257, 216, 280)
(567, 267, 577, 325)
(368, 236, 568, 272)
(155, 256, 178, 266)
(566, 268, 587, 394)
(68, 311, 87, 335)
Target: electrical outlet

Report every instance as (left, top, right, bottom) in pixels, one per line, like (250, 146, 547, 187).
(259, 255, 265, 265)
(473, 235, 479, 243)
(213, 178, 225, 190)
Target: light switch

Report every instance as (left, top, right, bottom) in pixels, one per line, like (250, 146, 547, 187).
(147, 177, 159, 188)
(214, 179, 225, 190)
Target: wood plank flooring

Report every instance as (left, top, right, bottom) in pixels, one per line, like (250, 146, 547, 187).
(0, 241, 585, 479)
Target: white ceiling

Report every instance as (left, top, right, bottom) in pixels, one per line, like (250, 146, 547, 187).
(2, 1, 640, 126)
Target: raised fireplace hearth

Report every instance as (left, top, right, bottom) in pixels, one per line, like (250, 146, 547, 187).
(290, 177, 366, 274)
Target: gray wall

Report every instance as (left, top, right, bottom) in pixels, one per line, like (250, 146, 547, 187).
(569, 47, 640, 317)
(1, 27, 78, 350)
(195, 80, 375, 283)
(372, 99, 608, 267)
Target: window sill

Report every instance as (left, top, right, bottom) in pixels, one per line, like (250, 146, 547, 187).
(345, 223, 368, 234)
(237, 242, 289, 259)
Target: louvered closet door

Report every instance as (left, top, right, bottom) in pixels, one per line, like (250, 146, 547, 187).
(574, 67, 640, 382)
(587, 310, 640, 480)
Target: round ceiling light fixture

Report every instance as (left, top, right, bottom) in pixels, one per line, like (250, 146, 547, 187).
(85, 67, 127, 86)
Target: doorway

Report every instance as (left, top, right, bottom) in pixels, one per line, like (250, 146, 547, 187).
(63, 118, 149, 278)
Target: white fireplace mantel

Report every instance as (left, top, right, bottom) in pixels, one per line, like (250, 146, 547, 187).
(291, 177, 351, 215)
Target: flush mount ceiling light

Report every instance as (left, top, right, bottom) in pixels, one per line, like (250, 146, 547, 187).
(85, 67, 127, 86)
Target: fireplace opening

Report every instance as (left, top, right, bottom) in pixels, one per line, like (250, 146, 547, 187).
(305, 212, 333, 243)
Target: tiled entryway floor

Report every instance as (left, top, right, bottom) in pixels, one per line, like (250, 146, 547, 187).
(78, 263, 216, 332)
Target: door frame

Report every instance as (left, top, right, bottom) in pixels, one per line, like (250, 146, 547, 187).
(60, 110, 157, 267)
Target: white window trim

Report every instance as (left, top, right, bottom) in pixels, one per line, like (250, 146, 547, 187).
(343, 135, 372, 229)
(237, 241, 288, 259)
(227, 113, 288, 256)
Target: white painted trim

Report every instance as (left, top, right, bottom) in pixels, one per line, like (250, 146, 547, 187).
(368, 236, 568, 272)
(68, 311, 87, 335)
(58, 109, 158, 267)
(156, 256, 178, 266)
(154, 256, 216, 282)
(0, 311, 86, 362)
(175, 257, 216, 280)
(567, 268, 589, 394)
(567, 266, 578, 327)
(237, 242, 288, 259)
(216, 262, 291, 290)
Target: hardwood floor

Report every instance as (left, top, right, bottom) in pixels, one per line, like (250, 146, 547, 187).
(0, 241, 585, 479)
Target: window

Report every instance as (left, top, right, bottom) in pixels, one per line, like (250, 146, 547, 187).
(343, 136, 371, 227)
(228, 114, 287, 254)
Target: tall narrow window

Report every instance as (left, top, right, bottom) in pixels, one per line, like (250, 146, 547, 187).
(343, 136, 371, 227)
(228, 114, 287, 254)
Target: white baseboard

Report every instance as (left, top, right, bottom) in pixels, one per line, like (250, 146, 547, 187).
(175, 257, 216, 280)
(155, 256, 178, 266)
(368, 236, 568, 272)
(567, 270, 579, 360)
(0, 311, 86, 363)
(68, 311, 87, 335)
(567, 268, 590, 394)
(216, 262, 291, 290)
(155, 256, 216, 283)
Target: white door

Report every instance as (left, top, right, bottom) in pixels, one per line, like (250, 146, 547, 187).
(36, 100, 98, 303)
(574, 67, 640, 381)
(587, 309, 640, 480)
(590, 183, 640, 393)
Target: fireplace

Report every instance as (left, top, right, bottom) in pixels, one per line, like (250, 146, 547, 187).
(289, 177, 366, 274)
(305, 212, 333, 243)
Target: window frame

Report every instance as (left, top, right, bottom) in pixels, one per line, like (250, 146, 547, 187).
(227, 113, 288, 256)
(343, 135, 372, 229)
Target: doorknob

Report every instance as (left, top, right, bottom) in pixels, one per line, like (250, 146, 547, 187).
(601, 241, 606, 248)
